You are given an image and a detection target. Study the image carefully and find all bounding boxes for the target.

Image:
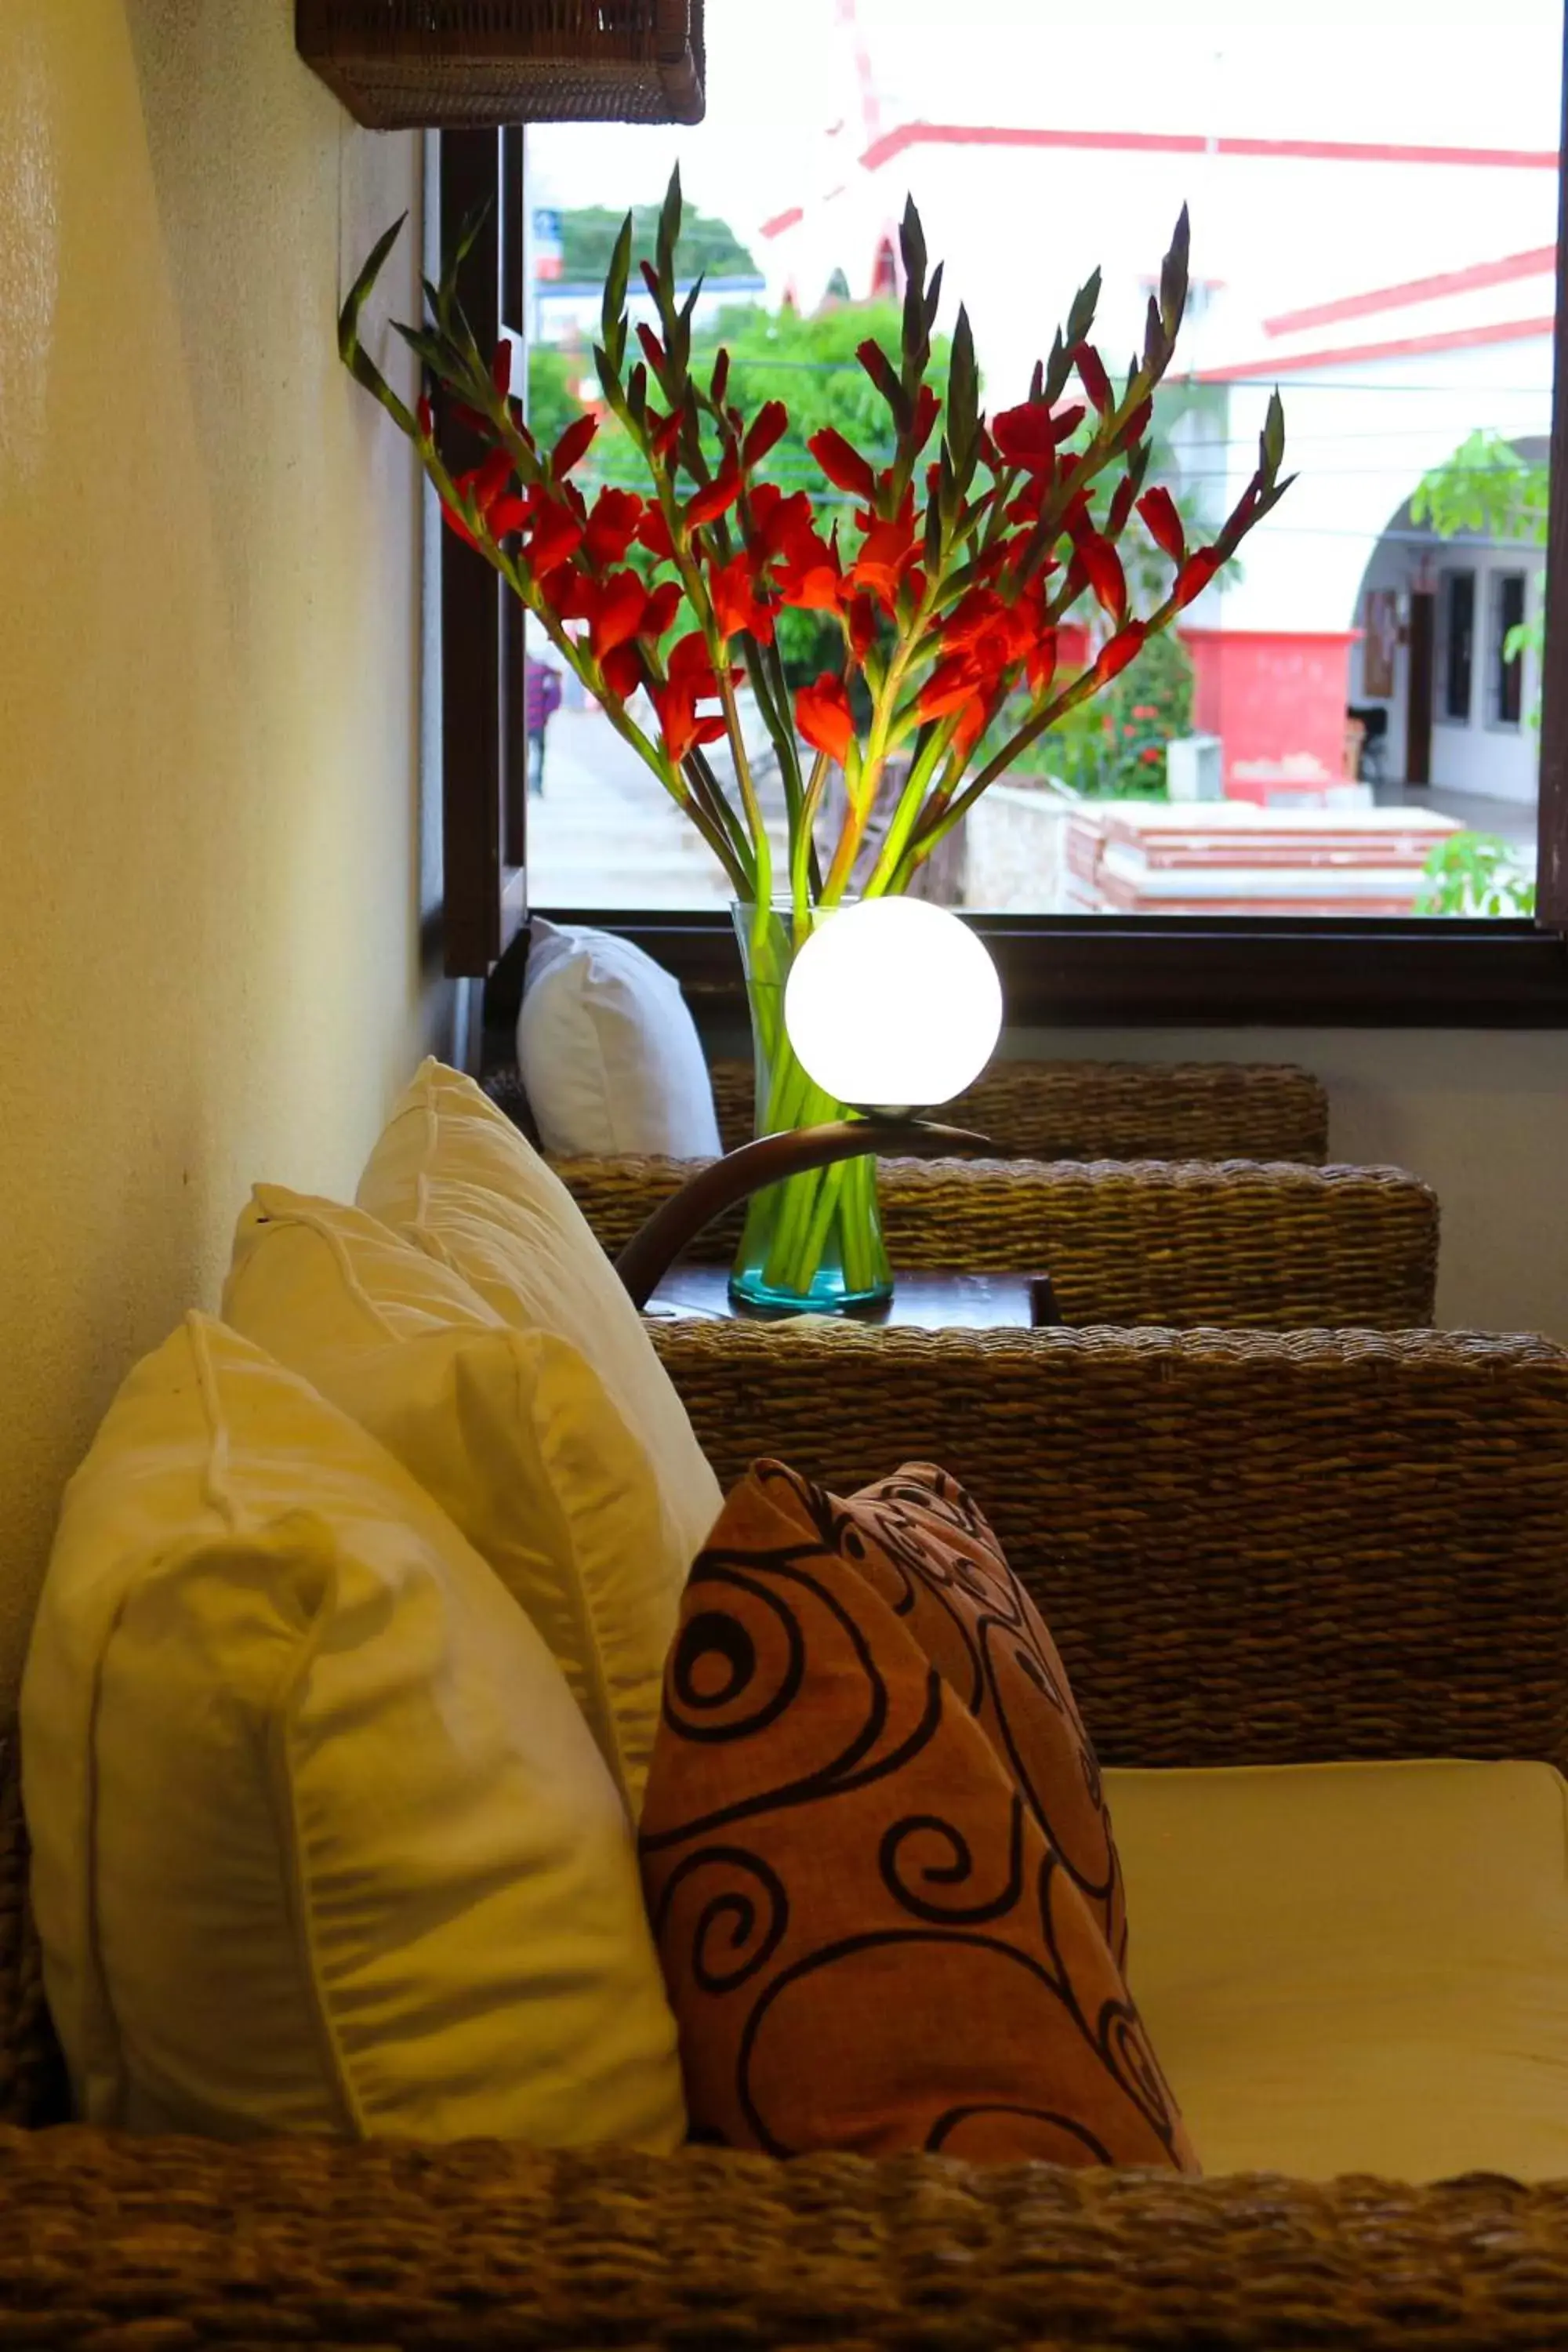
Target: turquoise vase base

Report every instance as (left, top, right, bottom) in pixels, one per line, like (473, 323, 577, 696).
(728, 1258, 895, 1316)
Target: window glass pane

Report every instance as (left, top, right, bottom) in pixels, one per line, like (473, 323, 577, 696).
(1442, 571, 1476, 724)
(1491, 570, 1528, 725)
(522, 0, 1559, 920)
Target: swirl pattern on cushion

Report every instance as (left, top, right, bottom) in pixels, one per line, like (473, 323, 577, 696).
(640, 1460, 1196, 2170)
(814, 1461, 1125, 1966)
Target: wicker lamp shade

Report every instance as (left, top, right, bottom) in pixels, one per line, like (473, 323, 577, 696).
(296, 0, 705, 129)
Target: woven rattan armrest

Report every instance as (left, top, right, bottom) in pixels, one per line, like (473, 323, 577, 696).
(710, 1054, 1330, 1161)
(652, 1321, 1568, 1773)
(557, 1152, 1438, 1327)
(0, 2127, 1566, 2349)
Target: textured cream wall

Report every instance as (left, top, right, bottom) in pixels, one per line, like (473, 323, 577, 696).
(1006, 1028, 1568, 1342)
(0, 2, 441, 1697)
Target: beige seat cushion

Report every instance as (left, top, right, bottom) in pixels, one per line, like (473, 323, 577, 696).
(1108, 1758, 1568, 2182)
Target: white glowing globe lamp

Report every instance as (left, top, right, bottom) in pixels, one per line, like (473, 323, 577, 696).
(783, 898, 1004, 1110)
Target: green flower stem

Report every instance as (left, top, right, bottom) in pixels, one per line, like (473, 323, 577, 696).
(789, 1160, 851, 1294)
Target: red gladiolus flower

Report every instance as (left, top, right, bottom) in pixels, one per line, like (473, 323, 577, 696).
(775, 527, 846, 613)
(941, 588, 1010, 654)
(1137, 487, 1185, 564)
(746, 485, 815, 562)
(911, 384, 942, 452)
(639, 579, 683, 641)
(990, 402, 1056, 474)
(1026, 628, 1058, 699)
(917, 655, 983, 722)
(795, 673, 855, 767)
(637, 322, 666, 375)
(949, 688, 999, 764)
(584, 487, 645, 568)
(438, 499, 480, 551)
(667, 630, 723, 691)
(550, 413, 598, 481)
(808, 427, 877, 502)
(1073, 343, 1113, 416)
(847, 593, 880, 662)
(590, 569, 652, 662)
(636, 505, 676, 562)
(486, 495, 530, 539)
(708, 552, 775, 646)
(601, 643, 644, 700)
(1076, 533, 1127, 625)
(647, 408, 684, 463)
(1088, 622, 1148, 687)
(1227, 479, 1262, 536)
(1115, 396, 1152, 452)
(650, 680, 728, 765)
(527, 496, 585, 581)
(742, 401, 789, 467)
(551, 568, 598, 624)
(851, 514, 919, 614)
(1174, 547, 1222, 608)
(684, 452, 743, 530)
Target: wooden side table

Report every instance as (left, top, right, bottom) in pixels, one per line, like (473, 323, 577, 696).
(644, 1264, 1062, 1329)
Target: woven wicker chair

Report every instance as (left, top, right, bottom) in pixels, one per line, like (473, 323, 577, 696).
(710, 1054, 1331, 1161)
(482, 1068, 1432, 1330)
(4, 1323, 1568, 2347)
(554, 1152, 1439, 1328)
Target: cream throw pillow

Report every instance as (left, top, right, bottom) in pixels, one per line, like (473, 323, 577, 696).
(356, 1060, 720, 1566)
(517, 917, 723, 1160)
(223, 1185, 684, 1813)
(20, 1314, 686, 2149)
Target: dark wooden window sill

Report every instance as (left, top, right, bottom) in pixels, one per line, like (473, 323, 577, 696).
(527, 909, 1568, 1029)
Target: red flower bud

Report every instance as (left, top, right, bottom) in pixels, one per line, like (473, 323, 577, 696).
(916, 655, 982, 723)
(550, 412, 598, 481)
(808, 427, 877, 502)
(1077, 533, 1128, 626)
(637, 322, 666, 376)
(1174, 547, 1222, 608)
(1137, 487, 1185, 564)
(1073, 343, 1114, 416)
(491, 339, 513, 398)
(639, 579, 683, 641)
(742, 401, 789, 468)
(794, 672, 855, 768)
(1088, 622, 1148, 686)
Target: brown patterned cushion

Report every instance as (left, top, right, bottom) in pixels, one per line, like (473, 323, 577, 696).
(828, 1461, 1127, 1967)
(640, 1460, 1196, 2169)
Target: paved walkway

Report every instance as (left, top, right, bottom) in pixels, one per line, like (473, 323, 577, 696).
(528, 701, 790, 909)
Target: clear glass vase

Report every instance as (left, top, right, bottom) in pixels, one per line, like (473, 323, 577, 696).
(728, 899, 894, 1316)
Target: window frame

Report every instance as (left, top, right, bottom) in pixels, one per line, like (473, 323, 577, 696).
(439, 19, 1568, 1024)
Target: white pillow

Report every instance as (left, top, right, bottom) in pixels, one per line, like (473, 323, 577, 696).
(517, 917, 722, 1160)
(223, 1185, 687, 1815)
(20, 1313, 686, 2150)
(356, 1059, 721, 1570)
